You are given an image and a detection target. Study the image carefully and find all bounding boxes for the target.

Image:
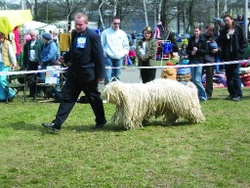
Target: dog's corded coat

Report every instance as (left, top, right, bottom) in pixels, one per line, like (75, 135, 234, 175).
(102, 78, 205, 130)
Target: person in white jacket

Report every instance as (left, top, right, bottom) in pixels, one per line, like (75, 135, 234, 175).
(101, 17, 129, 85)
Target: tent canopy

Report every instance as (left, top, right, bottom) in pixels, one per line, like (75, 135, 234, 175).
(23, 21, 57, 33)
(0, 9, 33, 37)
(23, 20, 47, 31)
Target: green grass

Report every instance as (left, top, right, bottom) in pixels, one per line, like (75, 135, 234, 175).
(0, 88, 250, 187)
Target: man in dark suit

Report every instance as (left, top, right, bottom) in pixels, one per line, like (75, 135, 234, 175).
(42, 13, 107, 132)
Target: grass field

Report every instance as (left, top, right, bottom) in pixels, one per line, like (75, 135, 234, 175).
(0, 87, 250, 187)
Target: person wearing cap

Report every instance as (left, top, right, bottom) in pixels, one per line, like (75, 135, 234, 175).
(101, 16, 129, 85)
(40, 32, 59, 69)
(0, 31, 18, 101)
(23, 30, 44, 98)
(136, 26, 157, 83)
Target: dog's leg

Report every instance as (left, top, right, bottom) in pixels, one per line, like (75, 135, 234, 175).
(164, 109, 178, 125)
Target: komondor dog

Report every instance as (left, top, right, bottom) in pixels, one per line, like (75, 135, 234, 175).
(102, 78, 205, 130)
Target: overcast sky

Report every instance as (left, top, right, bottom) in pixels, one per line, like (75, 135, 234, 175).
(4, 0, 21, 4)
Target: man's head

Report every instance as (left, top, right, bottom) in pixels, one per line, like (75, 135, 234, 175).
(111, 17, 121, 30)
(223, 14, 235, 28)
(74, 13, 88, 33)
(42, 32, 52, 43)
(29, 30, 38, 41)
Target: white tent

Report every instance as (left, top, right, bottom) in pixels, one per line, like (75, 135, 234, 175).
(41, 24, 57, 33)
(23, 20, 57, 33)
(23, 21, 47, 31)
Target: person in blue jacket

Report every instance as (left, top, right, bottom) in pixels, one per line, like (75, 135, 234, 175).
(40, 33, 59, 68)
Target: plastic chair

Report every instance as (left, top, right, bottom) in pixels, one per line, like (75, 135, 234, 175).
(6, 74, 27, 103)
(35, 66, 64, 102)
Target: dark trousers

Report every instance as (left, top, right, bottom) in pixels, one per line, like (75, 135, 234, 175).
(53, 70, 106, 128)
(140, 68, 156, 83)
(28, 61, 39, 96)
(225, 63, 242, 96)
(202, 65, 214, 98)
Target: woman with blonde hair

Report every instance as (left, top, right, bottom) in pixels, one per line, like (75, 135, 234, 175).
(136, 26, 157, 83)
(0, 32, 18, 101)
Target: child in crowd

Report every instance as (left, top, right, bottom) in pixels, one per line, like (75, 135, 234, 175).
(161, 61, 177, 80)
(208, 37, 218, 49)
(128, 41, 136, 65)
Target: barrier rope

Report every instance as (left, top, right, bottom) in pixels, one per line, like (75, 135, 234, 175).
(0, 67, 68, 76)
(105, 59, 250, 69)
(1, 59, 249, 76)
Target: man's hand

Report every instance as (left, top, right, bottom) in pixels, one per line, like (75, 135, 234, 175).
(97, 78, 104, 82)
(140, 55, 146, 62)
(12, 64, 20, 70)
(211, 49, 218, 54)
(58, 56, 65, 64)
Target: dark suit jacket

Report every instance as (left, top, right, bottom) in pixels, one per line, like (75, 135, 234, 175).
(64, 28, 105, 81)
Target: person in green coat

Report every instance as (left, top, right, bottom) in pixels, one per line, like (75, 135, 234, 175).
(136, 26, 157, 83)
(23, 30, 43, 98)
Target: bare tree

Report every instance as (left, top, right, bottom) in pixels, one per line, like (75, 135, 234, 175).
(54, 0, 83, 31)
(25, 0, 245, 35)
(143, 0, 149, 26)
(97, 0, 117, 29)
(96, 0, 143, 30)
(98, 1, 106, 29)
(158, 0, 163, 22)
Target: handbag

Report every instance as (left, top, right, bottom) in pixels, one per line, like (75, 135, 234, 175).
(204, 54, 215, 63)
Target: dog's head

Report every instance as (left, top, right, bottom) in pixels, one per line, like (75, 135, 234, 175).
(102, 82, 129, 106)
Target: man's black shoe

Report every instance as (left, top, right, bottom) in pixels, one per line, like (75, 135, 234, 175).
(93, 121, 107, 129)
(28, 94, 34, 98)
(226, 95, 234, 100)
(93, 124, 105, 129)
(232, 96, 242, 102)
(42, 122, 60, 133)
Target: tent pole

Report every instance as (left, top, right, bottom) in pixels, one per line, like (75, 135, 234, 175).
(244, 0, 248, 40)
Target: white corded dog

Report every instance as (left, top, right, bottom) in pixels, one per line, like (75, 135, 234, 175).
(102, 78, 205, 130)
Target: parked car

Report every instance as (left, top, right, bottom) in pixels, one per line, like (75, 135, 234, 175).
(176, 33, 191, 42)
(135, 33, 143, 40)
(181, 33, 191, 39)
(127, 34, 132, 42)
(175, 36, 182, 42)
